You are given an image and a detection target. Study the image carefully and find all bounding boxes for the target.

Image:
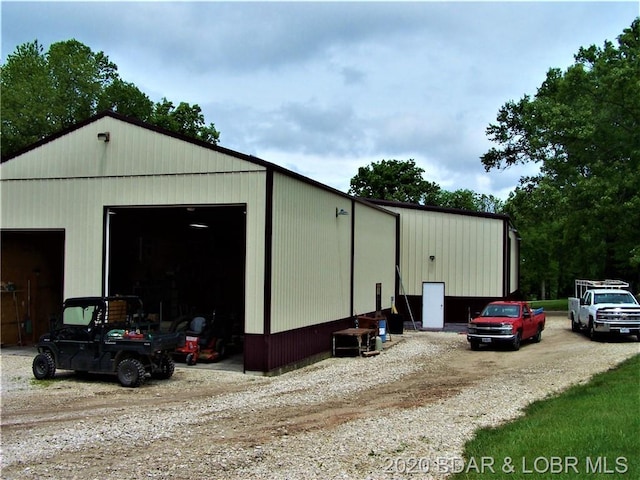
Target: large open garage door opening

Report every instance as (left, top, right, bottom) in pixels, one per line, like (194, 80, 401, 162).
(105, 205, 246, 363)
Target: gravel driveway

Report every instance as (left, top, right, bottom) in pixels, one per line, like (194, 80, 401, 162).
(1, 314, 638, 479)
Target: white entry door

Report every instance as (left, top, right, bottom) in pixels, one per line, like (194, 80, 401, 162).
(422, 282, 445, 329)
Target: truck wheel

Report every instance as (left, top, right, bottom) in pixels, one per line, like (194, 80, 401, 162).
(588, 320, 599, 341)
(571, 314, 580, 332)
(117, 358, 146, 388)
(511, 333, 521, 351)
(469, 341, 480, 351)
(533, 327, 542, 343)
(152, 354, 175, 380)
(32, 353, 56, 380)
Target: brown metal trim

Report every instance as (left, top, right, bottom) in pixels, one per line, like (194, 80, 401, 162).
(244, 316, 354, 373)
(263, 169, 274, 336)
(503, 220, 509, 298)
(349, 198, 355, 317)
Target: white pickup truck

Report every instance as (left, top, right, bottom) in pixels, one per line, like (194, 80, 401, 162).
(568, 279, 640, 341)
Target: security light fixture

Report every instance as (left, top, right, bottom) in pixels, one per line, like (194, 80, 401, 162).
(429, 255, 435, 261)
(336, 208, 349, 217)
(97, 132, 110, 142)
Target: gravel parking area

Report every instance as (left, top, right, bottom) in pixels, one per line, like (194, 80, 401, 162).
(1, 314, 638, 479)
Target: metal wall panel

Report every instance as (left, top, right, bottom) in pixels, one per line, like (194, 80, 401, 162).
(352, 203, 397, 315)
(386, 206, 504, 297)
(270, 173, 352, 333)
(0, 116, 265, 180)
(2, 169, 267, 335)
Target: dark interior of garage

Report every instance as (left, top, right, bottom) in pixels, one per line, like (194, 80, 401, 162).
(0, 230, 65, 345)
(106, 205, 246, 354)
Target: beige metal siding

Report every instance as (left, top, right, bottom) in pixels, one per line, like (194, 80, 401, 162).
(270, 173, 352, 333)
(1, 172, 267, 333)
(387, 207, 504, 297)
(353, 203, 396, 315)
(0, 116, 264, 180)
(1, 117, 268, 334)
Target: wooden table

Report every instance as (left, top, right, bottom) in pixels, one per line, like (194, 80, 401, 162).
(332, 327, 377, 356)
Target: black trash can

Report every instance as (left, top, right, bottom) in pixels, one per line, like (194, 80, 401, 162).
(388, 313, 404, 334)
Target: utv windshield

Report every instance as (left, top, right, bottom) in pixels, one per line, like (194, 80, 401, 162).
(481, 305, 520, 318)
(63, 305, 97, 326)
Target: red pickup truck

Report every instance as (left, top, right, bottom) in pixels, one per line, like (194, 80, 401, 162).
(467, 301, 546, 351)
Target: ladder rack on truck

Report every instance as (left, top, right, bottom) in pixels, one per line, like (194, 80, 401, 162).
(573, 279, 630, 298)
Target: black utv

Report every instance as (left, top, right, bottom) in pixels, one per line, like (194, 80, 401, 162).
(32, 296, 184, 387)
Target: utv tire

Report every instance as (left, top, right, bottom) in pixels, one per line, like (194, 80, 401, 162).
(117, 358, 146, 388)
(152, 354, 175, 380)
(511, 332, 521, 351)
(32, 353, 56, 380)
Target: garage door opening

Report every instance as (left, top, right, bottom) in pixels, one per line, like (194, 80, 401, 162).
(105, 205, 246, 361)
(0, 230, 65, 345)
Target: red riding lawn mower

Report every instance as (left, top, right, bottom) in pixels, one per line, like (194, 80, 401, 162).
(170, 313, 227, 366)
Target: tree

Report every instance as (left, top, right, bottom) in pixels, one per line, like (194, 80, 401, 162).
(484, 19, 640, 293)
(436, 189, 504, 213)
(1, 39, 220, 158)
(1, 40, 122, 156)
(348, 159, 441, 204)
(151, 99, 220, 144)
(98, 78, 154, 121)
(349, 159, 504, 213)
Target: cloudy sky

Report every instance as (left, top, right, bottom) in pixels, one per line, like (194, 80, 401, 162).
(2, 1, 638, 199)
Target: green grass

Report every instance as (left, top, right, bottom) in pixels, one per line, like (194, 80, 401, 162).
(451, 354, 640, 479)
(529, 298, 568, 311)
(30, 378, 56, 387)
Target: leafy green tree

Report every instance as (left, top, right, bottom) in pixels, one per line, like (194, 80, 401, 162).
(1, 39, 220, 158)
(348, 159, 441, 204)
(485, 19, 640, 293)
(504, 177, 566, 299)
(436, 189, 504, 213)
(98, 78, 154, 121)
(151, 99, 220, 144)
(349, 159, 504, 213)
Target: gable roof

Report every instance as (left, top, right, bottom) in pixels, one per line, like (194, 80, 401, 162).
(1, 110, 396, 217)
